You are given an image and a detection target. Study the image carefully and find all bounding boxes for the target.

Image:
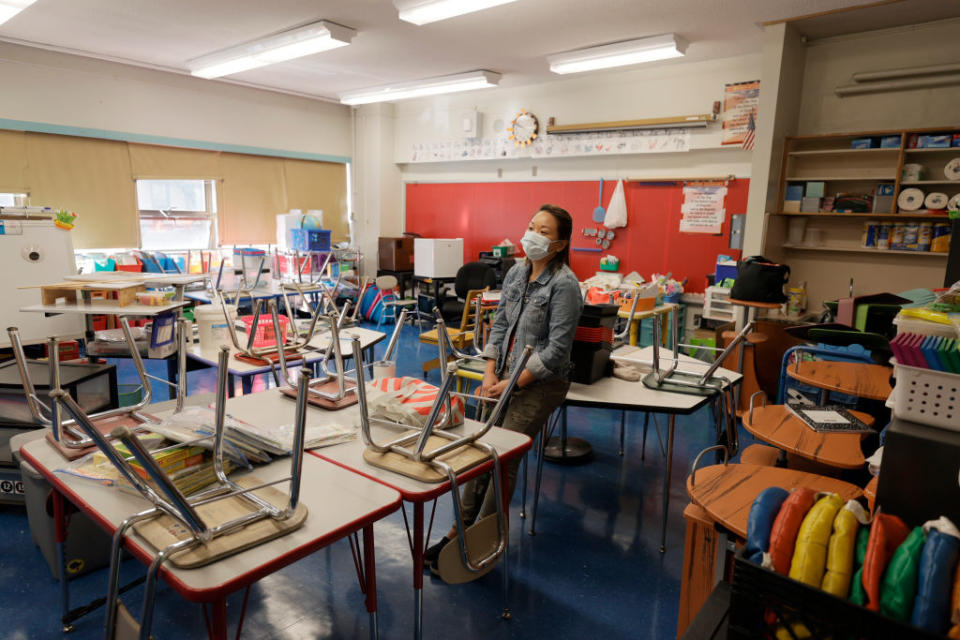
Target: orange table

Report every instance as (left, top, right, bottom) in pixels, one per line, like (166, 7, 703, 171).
(786, 360, 893, 401)
(686, 463, 864, 539)
(742, 404, 871, 470)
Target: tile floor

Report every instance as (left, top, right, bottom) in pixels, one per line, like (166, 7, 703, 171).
(0, 320, 752, 639)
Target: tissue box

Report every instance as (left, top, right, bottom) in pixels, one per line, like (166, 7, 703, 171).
(801, 197, 821, 213)
(918, 134, 951, 149)
(805, 181, 825, 198)
(880, 135, 901, 148)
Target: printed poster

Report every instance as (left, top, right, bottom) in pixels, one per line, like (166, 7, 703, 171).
(680, 182, 728, 234)
(721, 80, 760, 146)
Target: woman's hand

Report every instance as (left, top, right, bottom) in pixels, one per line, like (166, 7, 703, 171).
(485, 380, 509, 398)
(481, 371, 501, 398)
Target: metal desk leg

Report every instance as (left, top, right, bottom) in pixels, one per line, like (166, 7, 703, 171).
(228, 374, 237, 398)
(519, 454, 528, 519)
(619, 410, 626, 456)
(52, 490, 73, 632)
(543, 405, 592, 462)
(500, 457, 512, 620)
(530, 409, 559, 536)
(641, 413, 650, 462)
(363, 525, 379, 640)
(210, 599, 228, 639)
(241, 375, 254, 396)
(413, 501, 424, 640)
(165, 357, 178, 400)
(660, 414, 676, 554)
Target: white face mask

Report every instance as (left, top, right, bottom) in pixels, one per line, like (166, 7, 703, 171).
(521, 230, 555, 261)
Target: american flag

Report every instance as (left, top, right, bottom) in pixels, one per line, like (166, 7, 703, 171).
(742, 112, 756, 150)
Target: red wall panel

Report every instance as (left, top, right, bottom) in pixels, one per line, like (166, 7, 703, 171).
(404, 179, 748, 293)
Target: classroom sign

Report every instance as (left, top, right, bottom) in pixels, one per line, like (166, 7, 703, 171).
(680, 182, 727, 234)
(721, 80, 760, 146)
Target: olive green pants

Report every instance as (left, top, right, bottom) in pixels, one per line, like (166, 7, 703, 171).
(459, 377, 570, 524)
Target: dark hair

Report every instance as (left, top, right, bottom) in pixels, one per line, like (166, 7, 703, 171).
(538, 203, 572, 269)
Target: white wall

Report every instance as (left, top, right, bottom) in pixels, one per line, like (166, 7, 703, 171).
(799, 18, 960, 134)
(0, 41, 352, 159)
(392, 52, 762, 188)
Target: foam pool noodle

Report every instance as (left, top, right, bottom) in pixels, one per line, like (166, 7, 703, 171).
(766, 487, 817, 575)
(880, 526, 926, 621)
(822, 500, 868, 598)
(912, 518, 960, 634)
(745, 487, 790, 565)
(849, 527, 870, 604)
(789, 493, 844, 587)
(862, 513, 910, 612)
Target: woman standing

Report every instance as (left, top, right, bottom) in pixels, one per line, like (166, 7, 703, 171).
(426, 203, 583, 571)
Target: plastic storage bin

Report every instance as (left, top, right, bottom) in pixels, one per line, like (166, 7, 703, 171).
(891, 363, 959, 430)
(290, 228, 332, 252)
(21, 460, 112, 579)
(241, 314, 289, 348)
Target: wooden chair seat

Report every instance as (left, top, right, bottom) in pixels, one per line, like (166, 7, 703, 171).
(785, 360, 892, 401)
(743, 404, 870, 470)
(738, 443, 781, 467)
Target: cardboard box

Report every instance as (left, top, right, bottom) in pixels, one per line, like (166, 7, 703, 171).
(782, 200, 801, 213)
(414, 238, 464, 278)
(800, 196, 821, 213)
(805, 181, 825, 198)
(378, 237, 414, 271)
(880, 135, 901, 148)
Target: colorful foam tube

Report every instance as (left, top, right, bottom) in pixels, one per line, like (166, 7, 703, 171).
(850, 527, 870, 604)
(948, 563, 960, 638)
(862, 513, 910, 612)
(822, 500, 866, 598)
(789, 493, 844, 587)
(745, 487, 790, 565)
(880, 526, 926, 621)
(767, 487, 817, 575)
(913, 527, 960, 633)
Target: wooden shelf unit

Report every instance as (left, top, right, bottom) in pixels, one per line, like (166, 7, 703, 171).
(764, 126, 959, 314)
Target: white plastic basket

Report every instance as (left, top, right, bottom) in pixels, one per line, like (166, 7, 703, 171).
(892, 363, 960, 430)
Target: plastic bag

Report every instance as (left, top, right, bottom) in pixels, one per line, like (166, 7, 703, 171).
(366, 377, 464, 428)
(603, 179, 628, 229)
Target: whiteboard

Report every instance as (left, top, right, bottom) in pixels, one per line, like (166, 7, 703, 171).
(0, 219, 84, 347)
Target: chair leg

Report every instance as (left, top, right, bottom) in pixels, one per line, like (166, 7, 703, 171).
(520, 453, 528, 519)
(619, 410, 626, 457)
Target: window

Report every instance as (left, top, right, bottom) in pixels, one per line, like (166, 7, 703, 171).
(136, 180, 218, 250)
(0, 193, 27, 207)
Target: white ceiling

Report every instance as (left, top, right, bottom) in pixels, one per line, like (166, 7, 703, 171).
(0, 0, 955, 102)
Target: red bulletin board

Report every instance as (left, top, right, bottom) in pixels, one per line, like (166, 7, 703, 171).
(404, 179, 747, 293)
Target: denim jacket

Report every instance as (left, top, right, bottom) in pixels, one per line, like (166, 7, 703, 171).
(482, 261, 583, 381)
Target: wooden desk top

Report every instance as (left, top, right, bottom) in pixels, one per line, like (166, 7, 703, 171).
(686, 463, 863, 539)
(727, 298, 783, 309)
(742, 405, 870, 470)
(786, 360, 893, 401)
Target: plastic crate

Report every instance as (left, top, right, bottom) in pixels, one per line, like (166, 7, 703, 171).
(290, 228, 332, 252)
(728, 553, 942, 640)
(891, 363, 960, 430)
(240, 314, 289, 348)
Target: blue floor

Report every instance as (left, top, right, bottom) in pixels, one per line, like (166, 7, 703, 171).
(0, 321, 754, 639)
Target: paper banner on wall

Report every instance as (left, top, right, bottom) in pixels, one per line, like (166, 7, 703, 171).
(721, 80, 760, 146)
(680, 182, 728, 234)
(407, 128, 690, 163)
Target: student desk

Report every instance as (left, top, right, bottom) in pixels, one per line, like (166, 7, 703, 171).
(785, 360, 893, 401)
(219, 390, 532, 640)
(536, 345, 742, 553)
(184, 281, 325, 307)
(18, 425, 402, 640)
(741, 404, 871, 470)
(185, 327, 385, 396)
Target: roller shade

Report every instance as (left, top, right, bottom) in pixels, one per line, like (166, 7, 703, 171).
(219, 153, 286, 244)
(128, 143, 222, 179)
(283, 158, 349, 243)
(0, 130, 28, 193)
(25, 133, 138, 249)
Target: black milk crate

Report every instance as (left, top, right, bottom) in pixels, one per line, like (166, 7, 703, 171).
(728, 553, 943, 640)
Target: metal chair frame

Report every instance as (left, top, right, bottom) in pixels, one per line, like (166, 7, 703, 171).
(51, 347, 313, 640)
(6, 316, 190, 449)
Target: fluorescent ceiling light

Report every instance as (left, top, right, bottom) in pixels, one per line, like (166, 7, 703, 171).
(395, 0, 518, 25)
(188, 20, 355, 79)
(340, 70, 501, 105)
(548, 34, 686, 75)
(0, 0, 37, 26)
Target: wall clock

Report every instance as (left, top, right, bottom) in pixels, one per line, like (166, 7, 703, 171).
(508, 108, 538, 147)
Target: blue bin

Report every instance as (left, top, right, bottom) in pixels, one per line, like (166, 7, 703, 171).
(290, 228, 332, 252)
